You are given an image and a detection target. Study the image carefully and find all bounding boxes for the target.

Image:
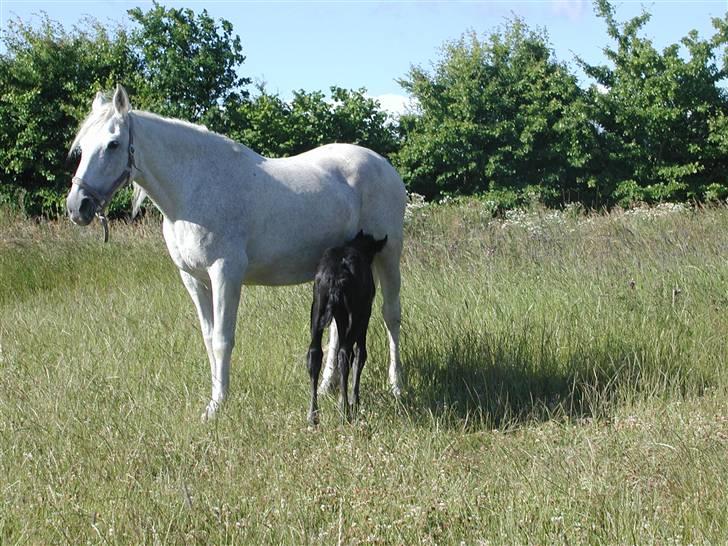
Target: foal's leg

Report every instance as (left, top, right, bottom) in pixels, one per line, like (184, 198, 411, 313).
(179, 271, 216, 383)
(337, 344, 352, 424)
(318, 321, 340, 395)
(374, 242, 403, 397)
(307, 305, 325, 425)
(204, 258, 246, 420)
(351, 335, 367, 416)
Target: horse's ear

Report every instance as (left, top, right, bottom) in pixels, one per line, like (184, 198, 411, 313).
(92, 91, 107, 113)
(112, 84, 131, 116)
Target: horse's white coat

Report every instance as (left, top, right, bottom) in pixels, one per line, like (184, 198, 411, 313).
(66, 86, 406, 418)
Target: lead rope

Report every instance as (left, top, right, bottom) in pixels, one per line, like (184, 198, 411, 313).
(98, 212, 110, 243)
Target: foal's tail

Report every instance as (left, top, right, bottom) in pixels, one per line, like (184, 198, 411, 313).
(317, 291, 337, 331)
(315, 278, 352, 337)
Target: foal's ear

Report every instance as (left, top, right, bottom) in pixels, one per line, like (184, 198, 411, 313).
(112, 84, 131, 116)
(374, 235, 388, 253)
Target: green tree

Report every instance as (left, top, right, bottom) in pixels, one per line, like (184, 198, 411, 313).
(579, 0, 728, 205)
(0, 5, 251, 215)
(127, 2, 249, 133)
(0, 15, 137, 215)
(394, 21, 595, 203)
(230, 85, 295, 157)
(326, 87, 399, 157)
(230, 86, 398, 158)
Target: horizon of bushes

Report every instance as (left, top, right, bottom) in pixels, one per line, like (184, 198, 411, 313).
(2, 0, 728, 217)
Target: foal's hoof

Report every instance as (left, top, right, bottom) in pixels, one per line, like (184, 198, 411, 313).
(308, 410, 320, 427)
(201, 399, 221, 422)
(339, 407, 352, 425)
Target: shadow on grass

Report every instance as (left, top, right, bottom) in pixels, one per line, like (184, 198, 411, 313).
(399, 331, 706, 430)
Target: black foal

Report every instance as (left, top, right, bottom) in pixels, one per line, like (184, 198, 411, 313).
(306, 231, 388, 425)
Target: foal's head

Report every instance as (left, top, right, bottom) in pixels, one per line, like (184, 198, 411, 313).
(348, 230, 388, 261)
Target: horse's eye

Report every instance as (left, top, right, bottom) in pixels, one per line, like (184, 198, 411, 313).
(107, 140, 120, 150)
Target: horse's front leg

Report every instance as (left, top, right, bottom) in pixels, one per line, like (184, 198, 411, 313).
(179, 270, 215, 384)
(204, 257, 246, 420)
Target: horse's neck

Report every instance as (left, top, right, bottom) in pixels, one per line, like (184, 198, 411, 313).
(131, 112, 259, 220)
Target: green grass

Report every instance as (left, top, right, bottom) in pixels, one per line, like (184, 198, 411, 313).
(1, 203, 728, 544)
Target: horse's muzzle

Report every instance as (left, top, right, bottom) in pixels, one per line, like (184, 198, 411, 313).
(67, 189, 96, 226)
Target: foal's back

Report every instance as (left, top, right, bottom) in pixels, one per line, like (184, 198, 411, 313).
(314, 243, 377, 335)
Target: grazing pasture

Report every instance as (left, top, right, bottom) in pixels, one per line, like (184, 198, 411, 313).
(1, 202, 728, 544)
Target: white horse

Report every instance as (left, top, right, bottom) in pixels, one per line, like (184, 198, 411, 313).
(66, 85, 406, 419)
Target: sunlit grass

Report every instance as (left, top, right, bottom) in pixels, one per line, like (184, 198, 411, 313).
(1, 202, 727, 543)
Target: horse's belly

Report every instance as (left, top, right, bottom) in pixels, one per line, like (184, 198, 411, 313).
(243, 260, 317, 286)
(242, 233, 345, 286)
(242, 188, 360, 285)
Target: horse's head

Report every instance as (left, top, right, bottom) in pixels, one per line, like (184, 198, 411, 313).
(66, 84, 135, 226)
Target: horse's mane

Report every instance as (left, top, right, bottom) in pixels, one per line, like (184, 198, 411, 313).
(69, 99, 116, 156)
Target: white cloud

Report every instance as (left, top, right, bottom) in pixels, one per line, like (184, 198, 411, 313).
(551, 0, 586, 22)
(369, 93, 418, 118)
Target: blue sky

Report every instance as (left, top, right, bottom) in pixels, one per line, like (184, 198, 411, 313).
(1, 1, 727, 113)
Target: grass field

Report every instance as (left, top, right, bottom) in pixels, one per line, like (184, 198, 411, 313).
(1, 201, 728, 544)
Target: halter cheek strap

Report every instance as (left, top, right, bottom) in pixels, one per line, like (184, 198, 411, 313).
(71, 114, 136, 242)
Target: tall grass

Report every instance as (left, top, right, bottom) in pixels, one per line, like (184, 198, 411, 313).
(1, 203, 727, 544)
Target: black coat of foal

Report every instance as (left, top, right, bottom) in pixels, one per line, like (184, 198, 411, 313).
(307, 231, 388, 425)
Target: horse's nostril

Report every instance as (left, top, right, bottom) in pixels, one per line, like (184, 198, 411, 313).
(79, 197, 95, 219)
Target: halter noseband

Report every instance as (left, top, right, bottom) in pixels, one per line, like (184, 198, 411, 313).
(72, 113, 136, 242)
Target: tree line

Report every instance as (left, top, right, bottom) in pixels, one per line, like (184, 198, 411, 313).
(2, 0, 728, 217)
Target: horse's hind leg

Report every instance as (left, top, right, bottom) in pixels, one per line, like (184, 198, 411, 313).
(318, 321, 340, 395)
(374, 240, 403, 397)
(307, 327, 324, 426)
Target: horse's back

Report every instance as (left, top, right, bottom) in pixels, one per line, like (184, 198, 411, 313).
(243, 143, 405, 285)
(293, 143, 406, 239)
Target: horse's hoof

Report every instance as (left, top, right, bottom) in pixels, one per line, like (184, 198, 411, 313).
(308, 410, 320, 427)
(319, 377, 339, 396)
(389, 368, 402, 398)
(201, 399, 221, 421)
